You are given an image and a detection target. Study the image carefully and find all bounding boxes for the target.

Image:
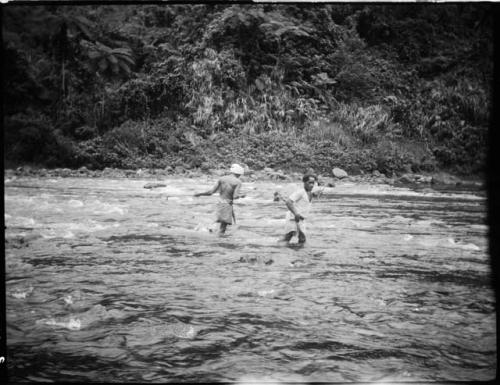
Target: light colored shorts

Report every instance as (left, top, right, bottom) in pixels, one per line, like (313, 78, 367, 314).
(284, 219, 307, 234)
(216, 201, 234, 224)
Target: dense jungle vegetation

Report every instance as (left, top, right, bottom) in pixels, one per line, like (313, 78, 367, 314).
(2, 3, 494, 176)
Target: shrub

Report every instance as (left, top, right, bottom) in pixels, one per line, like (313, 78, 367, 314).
(301, 116, 352, 147)
(74, 137, 109, 169)
(4, 111, 54, 163)
(325, 103, 395, 145)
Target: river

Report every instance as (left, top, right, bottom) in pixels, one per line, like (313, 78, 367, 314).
(4, 175, 495, 382)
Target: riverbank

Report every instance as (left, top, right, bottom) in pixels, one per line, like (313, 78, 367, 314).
(4, 165, 485, 191)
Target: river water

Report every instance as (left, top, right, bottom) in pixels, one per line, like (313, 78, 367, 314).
(4, 175, 495, 382)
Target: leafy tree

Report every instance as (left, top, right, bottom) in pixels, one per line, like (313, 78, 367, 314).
(2, 3, 492, 174)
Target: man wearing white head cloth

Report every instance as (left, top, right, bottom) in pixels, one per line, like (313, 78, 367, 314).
(194, 163, 245, 234)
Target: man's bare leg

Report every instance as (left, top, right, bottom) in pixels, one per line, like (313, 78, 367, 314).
(219, 222, 228, 235)
(281, 231, 296, 243)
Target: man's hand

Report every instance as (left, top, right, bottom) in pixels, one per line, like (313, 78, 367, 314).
(294, 214, 305, 222)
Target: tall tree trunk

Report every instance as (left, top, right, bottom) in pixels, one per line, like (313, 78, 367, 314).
(62, 58, 66, 103)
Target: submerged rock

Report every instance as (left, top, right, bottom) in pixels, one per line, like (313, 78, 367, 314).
(239, 255, 274, 265)
(143, 182, 167, 189)
(126, 322, 198, 347)
(5, 234, 41, 249)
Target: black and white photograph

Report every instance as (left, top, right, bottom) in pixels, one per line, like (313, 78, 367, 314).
(2, 1, 496, 383)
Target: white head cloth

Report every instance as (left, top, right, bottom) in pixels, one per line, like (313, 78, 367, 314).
(229, 164, 244, 175)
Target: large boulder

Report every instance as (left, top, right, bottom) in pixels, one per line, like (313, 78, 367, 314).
(332, 167, 348, 179)
(415, 175, 432, 184)
(260, 167, 289, 181)
(102, 167, 115, 176)
(78, 166, 90, 175)
(174, 165, 185, 174)
(318, 176, 336, 188)
(305, 167, 316, 176)
(396, 173, 432, 185)
(211, 169, 225, 177)
(59, 168, 72, 177)
(270, 170, 290, 181)
(431, 173, 460, 186)
(398, 174, 415, 184)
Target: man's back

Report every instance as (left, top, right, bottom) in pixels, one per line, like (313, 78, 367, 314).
(285, 187, 311, 220)
(218, 175, 242, 202)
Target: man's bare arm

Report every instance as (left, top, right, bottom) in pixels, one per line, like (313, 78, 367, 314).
(194, 181, 220, 197)
(233, 183, 245, 199)
(276, 192, 304, 221)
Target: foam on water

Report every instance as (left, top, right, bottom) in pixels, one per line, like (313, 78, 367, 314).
(68, 199, 84, 207)
(413, 236, 482, 251)
(35, 304, 127, 332)
(156, 186, 191, 196)
(5, 195, 35, 205)
(92, 204, 127, 215)
(257, 289, 276, 297)
(36, 317, 82, 331)
(470, 224, 488, 231)
(9, 286, 34, 299)
(235, 374, 308, 384)
(81, 198, 128, 215)
(446, 237, 481, 251)
(324, 183, 485, 201)
(40, 229, 75, 239)
(66, 221, 115, 233)
(237, 196, 271, 204)
(6, 216, 36, 227)
(168, 196, 194, 202)
(63, 295, 74, 306)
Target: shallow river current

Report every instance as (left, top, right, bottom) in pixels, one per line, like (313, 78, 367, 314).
(4, 175, 496, 382)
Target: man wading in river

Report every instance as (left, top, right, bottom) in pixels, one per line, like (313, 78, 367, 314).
(194, 164, 244, 235)
(276, 173, 317, 245)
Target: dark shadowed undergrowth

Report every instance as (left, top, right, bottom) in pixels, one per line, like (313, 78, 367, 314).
(3, 4, 492, 176)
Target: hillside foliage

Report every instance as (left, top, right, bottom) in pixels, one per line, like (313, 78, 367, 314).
(3, 4, 493, 175)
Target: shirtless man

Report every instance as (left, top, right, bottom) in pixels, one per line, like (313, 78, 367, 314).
(194, 164, 245, 234)
(277, 173, 317, 244)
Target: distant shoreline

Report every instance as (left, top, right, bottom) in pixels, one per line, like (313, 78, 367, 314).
(4, 166, 486, 191)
